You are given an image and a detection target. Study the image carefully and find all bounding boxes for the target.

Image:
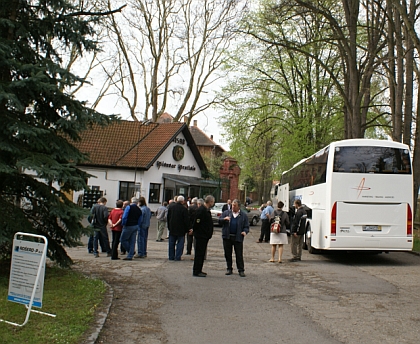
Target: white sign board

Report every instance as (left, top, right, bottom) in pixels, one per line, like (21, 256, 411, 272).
(8, 237, 46, 308)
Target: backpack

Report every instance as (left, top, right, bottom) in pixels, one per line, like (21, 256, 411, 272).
(270, 212, 282, 233)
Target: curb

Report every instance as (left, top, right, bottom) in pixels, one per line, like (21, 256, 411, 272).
(81, 280, 114, 344)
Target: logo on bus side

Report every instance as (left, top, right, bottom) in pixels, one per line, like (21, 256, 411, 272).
(352, 178, 371, 198)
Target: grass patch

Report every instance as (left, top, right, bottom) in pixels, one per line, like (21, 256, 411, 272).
(413, 228, 420, 252)
(0, 262, 106, 344)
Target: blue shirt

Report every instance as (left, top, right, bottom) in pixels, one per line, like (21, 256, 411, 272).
(261, 205, 274, 220)
(140, 205, 151, 228)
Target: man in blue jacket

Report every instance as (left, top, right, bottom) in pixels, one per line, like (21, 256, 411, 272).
(219, 199, 249, 277)
(135, 196, 151, 258)
(120, 197, 142, 261)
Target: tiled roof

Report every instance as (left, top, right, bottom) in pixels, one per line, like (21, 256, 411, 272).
(189, 125, 224, 150)
(72, 120, 206, 171)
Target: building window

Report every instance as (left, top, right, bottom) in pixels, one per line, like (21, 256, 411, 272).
(119, 181, 138, 201)
(149, 183, 161, 204)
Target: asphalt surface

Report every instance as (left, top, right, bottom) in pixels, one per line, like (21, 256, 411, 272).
(67, 216, 420, 344)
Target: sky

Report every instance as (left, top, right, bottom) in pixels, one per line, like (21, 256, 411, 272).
(69, 0, 242, 153)
(79, 90, 229, 151)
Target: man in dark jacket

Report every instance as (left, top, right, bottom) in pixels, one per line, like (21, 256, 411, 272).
(290, 199, 306, 262)
(222, 199, 232, 212)
(186, 197, 198, 255)
(89, 197, 111, 258)
(192, 195, 215, 277)
(167, 195, 190, 261)
(219, 199, 249, 277)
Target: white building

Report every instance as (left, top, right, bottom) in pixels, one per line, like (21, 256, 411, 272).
(72, 120, 216, 212)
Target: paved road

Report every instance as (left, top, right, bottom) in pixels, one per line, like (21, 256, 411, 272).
(68, 217, 420, 344)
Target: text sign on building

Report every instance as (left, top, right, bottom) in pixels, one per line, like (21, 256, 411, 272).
(8, 236, 46, 308)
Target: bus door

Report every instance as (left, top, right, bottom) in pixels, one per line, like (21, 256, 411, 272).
(278, 183, 289, 212)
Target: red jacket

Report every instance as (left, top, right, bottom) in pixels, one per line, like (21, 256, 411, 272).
(108, 208, 124, 231)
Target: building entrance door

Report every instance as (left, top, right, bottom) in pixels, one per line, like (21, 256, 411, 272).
(164, 188, 173, 203)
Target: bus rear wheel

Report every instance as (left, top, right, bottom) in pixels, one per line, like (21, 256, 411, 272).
(305, 226, 317, 254)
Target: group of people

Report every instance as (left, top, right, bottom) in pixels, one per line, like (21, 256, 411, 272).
(88, 196, 151, 261)
(164, 195, 249, 277)
(88, 194, 306, 277)
(256, 199, 307, 263)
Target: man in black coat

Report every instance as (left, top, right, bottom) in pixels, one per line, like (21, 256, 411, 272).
(290, 199, 306, 262)
(89, 197, 111, 258)
(222, 199, 232, 212)
(186, 197, 198, 255)
(192, 195, 215, 277)
(167, 195, 190, 261)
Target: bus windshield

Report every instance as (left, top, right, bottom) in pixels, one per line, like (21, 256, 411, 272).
(333, 146, 411, 174)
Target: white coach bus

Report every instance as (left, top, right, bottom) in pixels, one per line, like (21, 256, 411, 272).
(276, 139, 413, 253)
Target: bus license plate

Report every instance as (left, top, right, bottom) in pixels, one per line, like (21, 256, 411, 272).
(363, 225, 382, 231)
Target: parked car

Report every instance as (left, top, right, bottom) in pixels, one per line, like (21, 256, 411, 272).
(210, 203, 260, 226)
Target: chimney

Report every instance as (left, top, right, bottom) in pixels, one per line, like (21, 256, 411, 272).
(210, 135, 213, 140)
(193, 120, 197, 127)
(184, 116, 188, 123)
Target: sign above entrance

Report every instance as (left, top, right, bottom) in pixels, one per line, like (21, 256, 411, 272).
(156, 160, 196, 172)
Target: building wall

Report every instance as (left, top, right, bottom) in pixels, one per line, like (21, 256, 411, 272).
(73, 132, 202, 212)
(219, 157, 241, 202)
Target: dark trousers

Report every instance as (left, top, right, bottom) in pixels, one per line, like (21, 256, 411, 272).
(186, 232, 194, 254)
(193, 237, 209, 274)
(93, 227, 111, 254)
(88, 233, 106, 252)
(111, 230, 122, 259)
(259, 219, 270, 242)
(223, 236, 244, 272)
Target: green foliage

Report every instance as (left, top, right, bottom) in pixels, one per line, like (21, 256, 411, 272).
(201, 153, 226, 179)
(0, 1, 116, 266)
(218, 2, 344, 198)
(0, 264, 106, 343)
(413, 229, 420, 252)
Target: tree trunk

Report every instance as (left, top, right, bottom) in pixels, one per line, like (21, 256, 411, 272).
(393, 12, 404, 142)
(403, 0, 414, 147)
(342, 0, 362, 138)
(412, 89, 420, 219)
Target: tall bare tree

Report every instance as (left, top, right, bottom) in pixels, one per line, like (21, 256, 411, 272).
(97, 0, 247, 122)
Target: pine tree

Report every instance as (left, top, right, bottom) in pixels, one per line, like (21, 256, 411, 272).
(0, 1, 120, 266)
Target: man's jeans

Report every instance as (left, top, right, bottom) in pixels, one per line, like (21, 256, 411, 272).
(121, 225, 138, 259)
(137, 226, 149, 257)
(157, 220, 166, 240)
(291, 234, 304, 259)
(93, 227, 111, 254)
(168, 234, 185, 260)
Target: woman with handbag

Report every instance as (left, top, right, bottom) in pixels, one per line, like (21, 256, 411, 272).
(269, 201, 289, 263)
